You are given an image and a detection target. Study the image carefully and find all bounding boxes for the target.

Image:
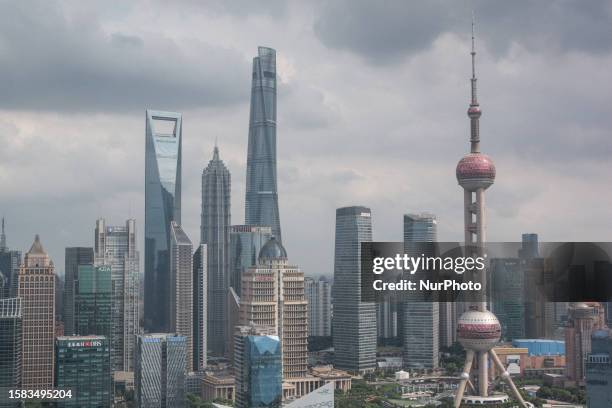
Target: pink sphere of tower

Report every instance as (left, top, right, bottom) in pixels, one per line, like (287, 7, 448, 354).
(457, 309, 501, 352)
(456, 153, 496, 191)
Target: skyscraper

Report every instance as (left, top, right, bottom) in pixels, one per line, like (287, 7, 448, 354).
(64, 247, 94, 336)
(491, 258, 525, 341)
(245, 46, 282, 242)
(234, 325, 282, 408)
(192, 244, 207, 371)
(239, 238, 309, 381)
(453, 20, 527, 407)
(403, 213, 439, 369)
(169, 221, 193, 372)
(135, 334, 186, 408)
(332, 206, 376, 374)
(230, 225, 272, 295)
(55, 336, 112, 408)
(94, 219, 140, 372)
(18, 235, 56, 389)
(565, 302, 606, 385)
(0, 218, 22, 298)
(586, 328, 612, 407)
(75, 265, 112, 340)
(0, 297, 21, 408)
(201, 145, 231, 356)
(305, 276, 332, 337)
(145, 109, 182, 333)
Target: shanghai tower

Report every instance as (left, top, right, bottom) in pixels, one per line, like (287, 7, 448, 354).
(245, 46, 282, 241)
(144, 110, 182, 332)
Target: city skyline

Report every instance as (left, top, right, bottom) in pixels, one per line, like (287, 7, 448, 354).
(1, 2, 611, 280)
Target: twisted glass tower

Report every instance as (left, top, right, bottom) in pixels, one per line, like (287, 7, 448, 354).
(245, 47, 282, 241)
(144, 110, 182, 332)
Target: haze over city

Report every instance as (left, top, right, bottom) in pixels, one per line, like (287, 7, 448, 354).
(1, 0, 611, 277)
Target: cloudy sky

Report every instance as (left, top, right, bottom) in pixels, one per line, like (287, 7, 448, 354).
(1, 0, 611, 278)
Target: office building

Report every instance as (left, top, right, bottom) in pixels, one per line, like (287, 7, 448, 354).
(234, 325, 282, 408)
(227, 287, 241, 363)
(305, 276, 332, 337)
(18, 235, 56, 389)
(240, 238, 309, 380)
(491, 258, 525, 340)
(586, 329, 612, 407)
(245, 46, 282, 242)
(192, 244, 207, 371)
(55, 336, 111, 408)
(0, 297, 21, 408)
(519, 233, 539, 260)
(565, 302, 606, 385)
(135, 334, 186, 408)
(332, 206, 376, 373)
(64, 247, 94, 336)
(403, 213, 439, 369)
(145, 110, 182, 333)
(201, 145, 231, 357)
(230, 225, 272, 296)
(0, 219, 21, 298)
(94, 218, 140, 372)
(169, 222, 193, 372)
(75, 265, 112, 339)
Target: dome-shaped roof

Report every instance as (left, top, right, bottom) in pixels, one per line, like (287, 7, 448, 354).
(456, 153, 496, 191)
(258, 237, 287, 260)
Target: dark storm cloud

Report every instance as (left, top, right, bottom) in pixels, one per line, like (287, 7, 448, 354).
(165, 0, 289, 18)
(314, 0, 612, 63)
(0, 1, 249, 112)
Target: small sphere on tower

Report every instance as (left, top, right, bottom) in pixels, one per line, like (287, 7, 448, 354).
(467, 105, 481, 118)
(456, 153, 496, 191)
(457, 309, 501, 352)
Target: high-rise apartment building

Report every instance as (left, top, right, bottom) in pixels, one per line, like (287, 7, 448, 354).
(586, 328, 612, 407)
(403, 213, 439, 369)
(18, 235, 56, 389)
(192, 244, 207, 371)
(332, 206, 376, 373)
(135, 334, 186, 408)
(145, 110, 182, 333)
(64, 247, 94, 336)
(245, 47, 282, 242)
(94, 219, 139, 371)
(201, 145, 231, 357)
(169, 222, 193, 372)
(0, 219, 22, 298)
(230, 225, 272, 296)
(55, 336, 111, 408)
(0, 297, 21, 408)
(240, 238, 308, 380)
(565, 302, 606, 385)
(491, 258, 525, 341)
(305, 277, 332, 337)
(234, 325, 282, 408)
(75, 265, 112, 340)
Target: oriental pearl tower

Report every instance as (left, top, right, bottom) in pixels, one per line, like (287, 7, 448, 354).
(453, 18, 530, 408)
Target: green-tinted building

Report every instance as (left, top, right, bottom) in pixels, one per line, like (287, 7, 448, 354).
(0, 297, 21, 408)
(55, 335, 111, 408)
(75, 265, 111, 338)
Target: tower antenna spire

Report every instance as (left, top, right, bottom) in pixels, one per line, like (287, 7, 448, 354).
(470, 11, 478, 106)
(467, 11, 481, 153)
(0, 217, 6, 250)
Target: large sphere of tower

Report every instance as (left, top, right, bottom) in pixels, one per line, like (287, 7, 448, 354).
(457, 309, 501, 352)
(456, 153, 496, 191)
